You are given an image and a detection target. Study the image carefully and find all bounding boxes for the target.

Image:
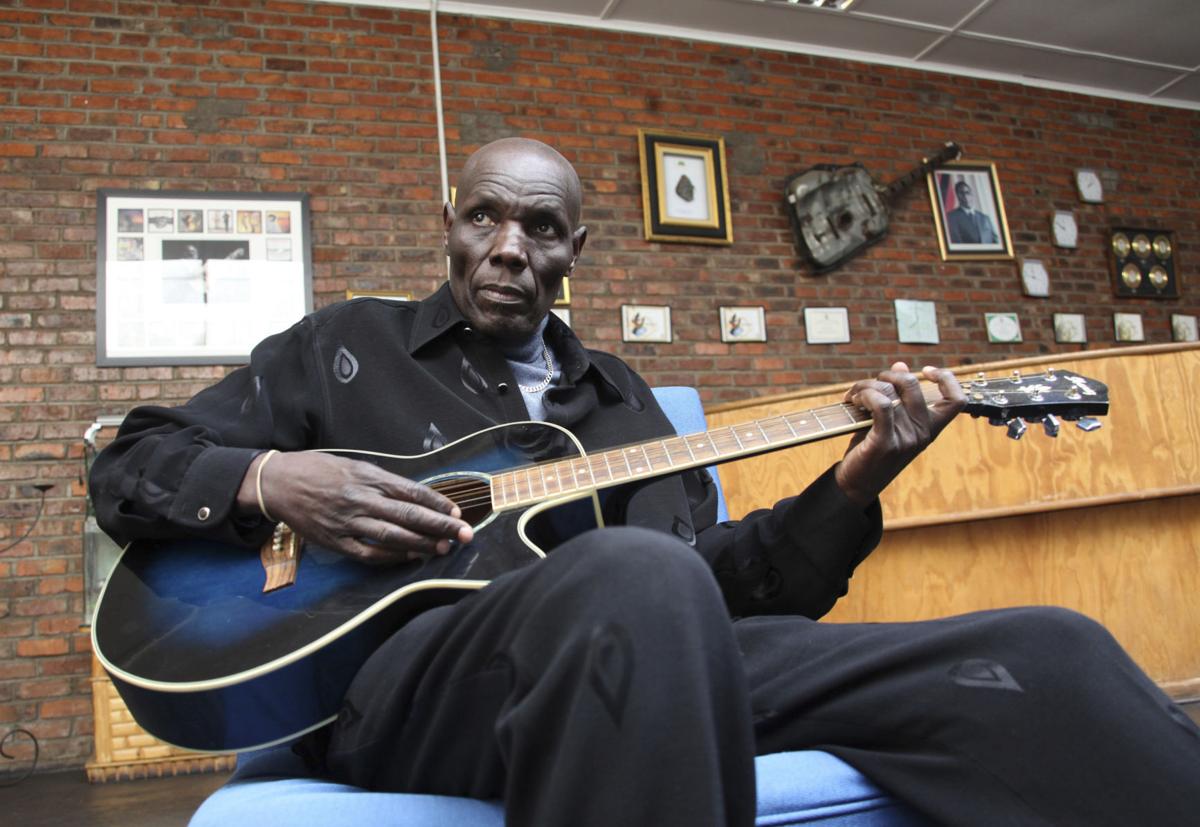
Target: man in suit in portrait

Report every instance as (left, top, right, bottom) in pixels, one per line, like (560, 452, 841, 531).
(945, 180, 999, 244)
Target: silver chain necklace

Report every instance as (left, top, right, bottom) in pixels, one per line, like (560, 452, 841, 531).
(518, 341, 554, 394)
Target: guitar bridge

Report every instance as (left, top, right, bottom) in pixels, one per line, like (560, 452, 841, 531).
(260, 522, 303, 593)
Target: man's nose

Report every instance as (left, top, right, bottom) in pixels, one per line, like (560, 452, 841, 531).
(489, 221, 528, 270)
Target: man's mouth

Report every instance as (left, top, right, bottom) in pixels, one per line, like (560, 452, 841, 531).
(476, 284, 529, 306)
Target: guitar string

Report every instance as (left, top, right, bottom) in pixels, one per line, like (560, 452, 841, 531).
(426, 376, 1058, 508)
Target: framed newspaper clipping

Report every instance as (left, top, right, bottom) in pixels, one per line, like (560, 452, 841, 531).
(96, 189, 312, 366)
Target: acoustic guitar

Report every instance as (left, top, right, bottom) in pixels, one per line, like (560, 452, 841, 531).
(92, 369, 1107, 752)
(786, 142, 962, 273)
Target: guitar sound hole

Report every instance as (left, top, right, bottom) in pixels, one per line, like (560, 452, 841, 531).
(429, 476, 493, 528)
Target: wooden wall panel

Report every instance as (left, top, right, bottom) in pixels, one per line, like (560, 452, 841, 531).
(702, 344, 1200, 699)
(707, 344, 1200, 526)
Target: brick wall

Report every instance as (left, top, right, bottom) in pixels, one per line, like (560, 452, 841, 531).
(1, 0, 1198, 772)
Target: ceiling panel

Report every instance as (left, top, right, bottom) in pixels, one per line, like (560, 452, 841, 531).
(925, 34, 1186, 96)
(1157, 73, 1200, 105)
(375, 0, 1200, 108)
(849, 0, 983, 30)
(612, 0, 942, 59)
(964, 0, 1200, 68)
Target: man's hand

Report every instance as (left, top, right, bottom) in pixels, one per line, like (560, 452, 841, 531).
(237, 451, 473, 564)
(834, 362, 965, 507)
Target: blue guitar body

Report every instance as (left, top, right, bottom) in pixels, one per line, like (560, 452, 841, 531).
(92, 422, 598, 753)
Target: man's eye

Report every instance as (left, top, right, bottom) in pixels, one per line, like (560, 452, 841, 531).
(470, 211, 493, 226)
(534, 221, 557, 236)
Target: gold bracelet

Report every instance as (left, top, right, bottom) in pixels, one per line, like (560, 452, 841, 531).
(255, 449, 279, 523)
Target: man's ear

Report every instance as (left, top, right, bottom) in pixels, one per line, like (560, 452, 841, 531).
(442, 201, 455, 245)
(572, 225, 588, 263)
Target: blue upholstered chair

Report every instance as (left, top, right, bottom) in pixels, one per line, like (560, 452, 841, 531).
(190, 388, 930, 827)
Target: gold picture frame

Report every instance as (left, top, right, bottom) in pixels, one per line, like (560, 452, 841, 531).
(927, 161, 1013, 261)
(637, 129, 732, 245)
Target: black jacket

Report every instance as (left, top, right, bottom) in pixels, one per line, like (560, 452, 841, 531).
(89, 284, 882, 618)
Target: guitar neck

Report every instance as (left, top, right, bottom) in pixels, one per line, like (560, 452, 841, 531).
(882, 142, 962, 202)
(490, 387, 939, 510)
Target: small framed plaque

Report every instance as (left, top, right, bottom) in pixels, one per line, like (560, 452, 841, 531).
(1113, 312, 1145, 343)
(1053, 313, 1087, 344)
(803, 307, 850, 344)
(894, 299, 939, 345)
(1171, 314, 1197, 342)
(984, 312, 1022, 343)
(621, 304, 672, 343)
(719, 306, 767, 343)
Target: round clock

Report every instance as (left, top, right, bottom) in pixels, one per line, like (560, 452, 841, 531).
(1131, 234, 1151, 258)
(1051, 211, 1078, 248)
(1149, 266, 1169, 291)
(1111, 233, 1131, 258)
(986, 313, 1021, 343)
(1121, 263, 1143, 290)
(1153, 235, 1172, 259)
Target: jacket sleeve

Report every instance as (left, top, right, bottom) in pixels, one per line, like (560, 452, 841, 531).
(88, 317, 324, 548)
(692, 464, 883, 620)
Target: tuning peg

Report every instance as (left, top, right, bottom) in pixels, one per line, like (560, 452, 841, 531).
(1075, 417, 1103, 432)
(1041, 414, 1060, 438)
(1009, 369, 1022, 384)
(1005, 418, 1027, 440)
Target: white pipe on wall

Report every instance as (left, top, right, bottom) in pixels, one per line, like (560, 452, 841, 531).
(431, 0, 450, 209)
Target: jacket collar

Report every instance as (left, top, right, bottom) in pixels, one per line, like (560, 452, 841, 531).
(409, 283, 623, 395)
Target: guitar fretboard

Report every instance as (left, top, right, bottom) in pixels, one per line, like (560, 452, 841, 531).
(490, 400, 876, 510)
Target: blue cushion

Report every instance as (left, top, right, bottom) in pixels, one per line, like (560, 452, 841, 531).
(192, 744, 927, 827)
(650, 386, 729, 522)
(189, 387, 929, 826)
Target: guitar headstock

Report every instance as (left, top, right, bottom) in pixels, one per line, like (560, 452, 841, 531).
(961, 368, 1108, 438)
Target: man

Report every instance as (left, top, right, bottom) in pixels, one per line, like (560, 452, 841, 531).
(945, 180, 999, 244)
(90, 138, 1199, 826)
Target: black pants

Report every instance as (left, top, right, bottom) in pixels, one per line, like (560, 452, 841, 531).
(324, 527, 1200, 826)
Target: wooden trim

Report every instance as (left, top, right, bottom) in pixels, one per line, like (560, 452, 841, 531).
(886, 484, 1200, 531)
(706, 342, 1200, 415)
(1160, 677, 1200, 704)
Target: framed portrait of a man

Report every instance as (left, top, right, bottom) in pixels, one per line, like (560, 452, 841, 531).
(927, 162, 1013, 261)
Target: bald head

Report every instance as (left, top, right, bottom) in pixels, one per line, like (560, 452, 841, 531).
(456, 137, 583, 224)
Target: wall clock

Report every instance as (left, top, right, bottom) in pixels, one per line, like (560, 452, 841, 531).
(1075, 169, 1103, 203)
(1051, 211, 1078, 248)
(1019, 258, 1050, 297)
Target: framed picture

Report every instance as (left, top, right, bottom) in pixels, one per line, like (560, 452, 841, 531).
(719, 306, 766, 343)
(927, 162, 1013, 260)
(556, 277, 571, 306)
(803, 307, 850, 345)
(984, 312, 1022, 343)
(1171, 313, 1198, 342)
(894, 299, 939, 345)
(637, 129, 732, 245)
(345, 290, 412, 301)
(1053, 313, 1087, 344)
(1113, 312, 1145, 343)
(550, 307, 572, 327)
(621, 304, 672, 343)
(97, 190, 312, 366)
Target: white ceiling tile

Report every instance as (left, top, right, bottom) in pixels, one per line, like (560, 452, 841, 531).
(612, 0, 942, 58)
(925, 34, 1185, 95)
(850, 0, 986, 30)
(965, 0, 1200, 68)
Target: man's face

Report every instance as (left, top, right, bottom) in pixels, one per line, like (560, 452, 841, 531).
(444, 142, 587, 342)
(957, 184, 975, 210)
